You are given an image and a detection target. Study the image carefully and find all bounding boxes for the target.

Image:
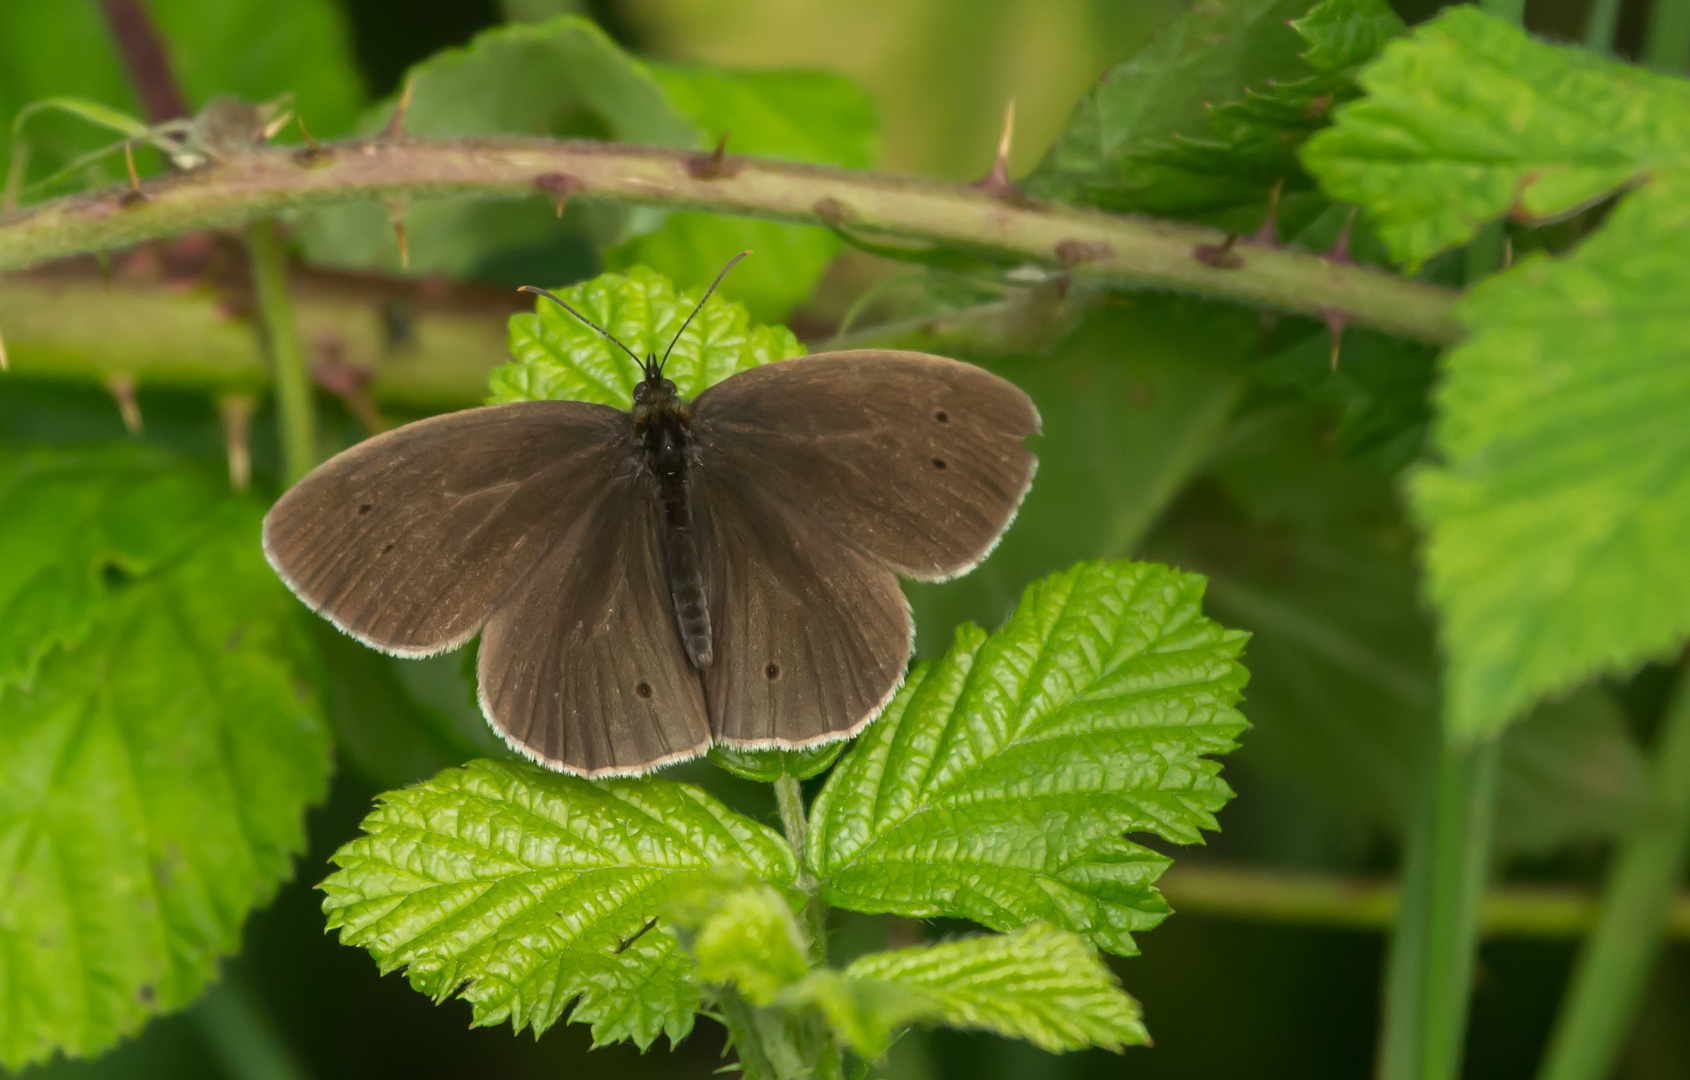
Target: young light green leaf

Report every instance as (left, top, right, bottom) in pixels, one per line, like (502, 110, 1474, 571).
(662, 876, 1145, 1058)
(609, 66, 881, 321)
(0, 449, 330, 1071)
(320, 760, 797, 1049)
(811, 560, 1249, 955)
(1026, 0, 1401, 224)
(489, 265, 805, 405)
(1411, 176, 1690, 739)
(793, 924, 1148, 1058)
(1301, 6, 1690, 266)
(664, 873, 810, 1004)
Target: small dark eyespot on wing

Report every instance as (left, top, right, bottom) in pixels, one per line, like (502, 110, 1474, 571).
(636, 681, 653, 698)
(934, 409, 948, 423)
(765, 662, 781, 680)
(931, 457, 947, 470)
(358, 503, 372, 515)
(381, 542, 396, 555)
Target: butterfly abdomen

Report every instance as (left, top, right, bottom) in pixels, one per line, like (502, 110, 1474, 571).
(641, 403, 714, 671)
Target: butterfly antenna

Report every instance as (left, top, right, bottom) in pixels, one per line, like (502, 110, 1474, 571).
(518, 285, 645, 372)
(659, 249, 752, 374)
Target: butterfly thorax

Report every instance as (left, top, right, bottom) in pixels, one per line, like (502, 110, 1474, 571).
(631, 370, 713, 672)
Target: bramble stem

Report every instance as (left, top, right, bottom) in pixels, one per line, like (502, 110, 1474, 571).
(1645, 0, 1690, 71)
(1155, 864, 1690, 939)
(190, 981, 313, 1080)
(1536, 666, 1690, 1080)
(1376, 735, 1503, 1080)
(0, 138, 1463, 344)
(245, 219, 315, 484)
(1584, 0, 1622, 51)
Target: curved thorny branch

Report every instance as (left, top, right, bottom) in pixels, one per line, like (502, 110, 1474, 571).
(0, 136, 1463, 345)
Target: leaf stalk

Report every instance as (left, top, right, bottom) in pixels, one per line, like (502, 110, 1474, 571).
(245, 218, 316, 484)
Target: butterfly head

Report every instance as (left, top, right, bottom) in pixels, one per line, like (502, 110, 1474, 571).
(632, 357, 679, 417)
(518, 250, 752, 415)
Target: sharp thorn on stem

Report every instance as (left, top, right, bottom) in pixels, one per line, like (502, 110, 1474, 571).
(686, 131, 741, 179)
(381, 77, 415, 140)
(220, 394, 255, 490)
(295, 115, 319, 150)
(1195, 230, 1244, 269)
(972, 100, 1027, 203)
(387, 200, 411, 271)
(312, 341, 384, 432)
(108, 374, 143, 433)
(1321, 306, 1347, 370)
(1248, 179, 1283, 247)
(1328, 206, 1358, 264)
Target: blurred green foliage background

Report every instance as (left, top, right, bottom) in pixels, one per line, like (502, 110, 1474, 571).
(3, 1, 1688, 1078)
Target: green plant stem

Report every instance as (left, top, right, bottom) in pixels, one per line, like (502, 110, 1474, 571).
(1536, 666, 1690, 1080)
(1155, 864, 1690, 938)
(773, 768, 828, 963)
(245, 218, 315, 484)
(0, 138, 1464, 344)
(1480, 0, 1528, 26)
(190, 981, 313, 1080)
(1645, 0, 1690, 70)
(1584, 0, 1623, 51)
(1377, 736, 1504, 1080)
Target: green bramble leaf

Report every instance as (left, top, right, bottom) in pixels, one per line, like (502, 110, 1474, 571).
(294, 16, 695, 277)
(1410, 176, 1690, 738)
(319, 760, 797, 1049)
(810, 560, 1249, 955)
(0, 447, 330, 1071)
(1027, 0, 1401, 226)
(787, 924, 1148, 1058)
(0, 449, 221, 690)
(1301, 7, 1690, 266)
(489, 265, 805, 406)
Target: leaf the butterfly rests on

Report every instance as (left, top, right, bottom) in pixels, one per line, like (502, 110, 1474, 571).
(264, 267, 1040, 776)
(320, 761, 797, 1049)
(809, 560, 1248, 955)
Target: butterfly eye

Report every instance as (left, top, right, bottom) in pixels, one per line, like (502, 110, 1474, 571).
(662, 379, 677, 395)
(633, 384, 647, 401)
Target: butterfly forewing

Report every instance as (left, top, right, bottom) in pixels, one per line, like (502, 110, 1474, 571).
(691, 350, 1041, 581)
(262, 401, 629, 655)
(693, 470, 911, 747)
(477, 477, 711, 775)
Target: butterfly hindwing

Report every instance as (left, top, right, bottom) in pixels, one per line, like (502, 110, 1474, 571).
(693, 468, 911, 748)
(477, 477, 711, 776)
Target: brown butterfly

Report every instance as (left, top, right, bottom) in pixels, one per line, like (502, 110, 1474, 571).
(263, 256, 1038, 777)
